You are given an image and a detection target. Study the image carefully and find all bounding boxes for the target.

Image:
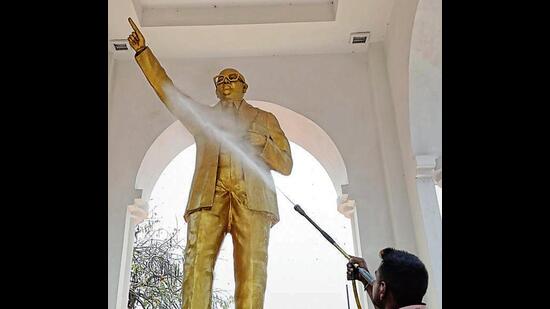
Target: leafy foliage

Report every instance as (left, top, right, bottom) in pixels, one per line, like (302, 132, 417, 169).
(128, 211, 234, 309)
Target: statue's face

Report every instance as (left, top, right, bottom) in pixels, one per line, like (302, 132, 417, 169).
(214, 68, 248, 101)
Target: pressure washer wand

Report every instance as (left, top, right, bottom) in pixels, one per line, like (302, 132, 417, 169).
(277, 188, 376, 285)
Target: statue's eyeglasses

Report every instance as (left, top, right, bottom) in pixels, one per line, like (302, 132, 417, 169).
(213, 73, 246, 86)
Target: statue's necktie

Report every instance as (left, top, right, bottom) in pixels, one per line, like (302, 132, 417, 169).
(218, 101, 245, 197)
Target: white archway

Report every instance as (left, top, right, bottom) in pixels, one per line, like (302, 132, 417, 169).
(118, 100, 359, 308)
(147, 140, 357, 308)
(135, 100, 351, 214)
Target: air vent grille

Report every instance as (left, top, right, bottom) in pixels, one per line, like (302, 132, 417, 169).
(349, 32, 370, 45)
(352, 37, 367, 44)
(109, 39, 132, 54)
(114, 43, 128, 51)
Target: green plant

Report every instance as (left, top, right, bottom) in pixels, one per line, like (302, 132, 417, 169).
(128, 211, 233, 309)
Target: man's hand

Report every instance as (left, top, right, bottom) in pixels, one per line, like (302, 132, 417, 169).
(347, 256, 370, 286)
(350, 256, 369, 270)
(127, 17, 146, 53)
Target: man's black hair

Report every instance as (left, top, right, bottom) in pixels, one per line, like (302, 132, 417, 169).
(378, 247, 429, 306)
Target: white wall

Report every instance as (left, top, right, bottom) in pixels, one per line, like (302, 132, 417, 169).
(108, 47, 419, 309)
(410, 0, 442, 158)
(384, 0, 418, 165)
(108, 50, 119, 309)
(367, 43, 417, 253)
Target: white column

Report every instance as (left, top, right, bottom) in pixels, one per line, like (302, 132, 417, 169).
(415, 155, 442, 309)
(350, 206, 369, 309)
(108, 52, 116, 133)
(115, 199, 149, 309)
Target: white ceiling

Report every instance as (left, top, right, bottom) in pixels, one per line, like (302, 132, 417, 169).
(108, 0, 395, 58)
(140, 0, 330, 7)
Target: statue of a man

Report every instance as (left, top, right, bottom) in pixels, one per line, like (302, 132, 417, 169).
(127, 18, 293, 309)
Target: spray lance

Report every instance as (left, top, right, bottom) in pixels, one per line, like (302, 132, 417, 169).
(277, 188, 375, 309)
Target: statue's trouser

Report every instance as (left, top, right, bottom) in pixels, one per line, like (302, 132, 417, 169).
(182, 179, 272, 309)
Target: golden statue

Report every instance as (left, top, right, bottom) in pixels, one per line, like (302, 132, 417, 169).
(128, 18, 293, 309)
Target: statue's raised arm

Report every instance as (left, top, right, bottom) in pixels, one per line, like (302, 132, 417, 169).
(127, 17, 205, 135)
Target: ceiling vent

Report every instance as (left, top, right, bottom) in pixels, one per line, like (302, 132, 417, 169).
(349, 32, 370, 45)
(109, 39, 132, 53)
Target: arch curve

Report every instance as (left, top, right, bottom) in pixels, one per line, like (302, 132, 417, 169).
(135, 100, 350, 210)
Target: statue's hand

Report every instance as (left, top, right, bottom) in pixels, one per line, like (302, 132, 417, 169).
(127, 17, 146, 53)
(247, 122, 269, 147)
(247, 131, 268, 147)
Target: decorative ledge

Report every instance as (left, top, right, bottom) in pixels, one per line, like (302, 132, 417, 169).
(415, 155, 437, 179)
(128, 198, 149, 225)
(434, 168, 442, 187)
(337, 193, 356, 219)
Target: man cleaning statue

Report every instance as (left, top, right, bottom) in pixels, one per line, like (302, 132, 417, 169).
(127, 17, 293, 309)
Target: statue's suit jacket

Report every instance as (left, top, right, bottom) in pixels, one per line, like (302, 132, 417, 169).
(135, 47, 293, 225)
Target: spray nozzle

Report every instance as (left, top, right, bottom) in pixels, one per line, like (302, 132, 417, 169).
(293, 204, 306, 216)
